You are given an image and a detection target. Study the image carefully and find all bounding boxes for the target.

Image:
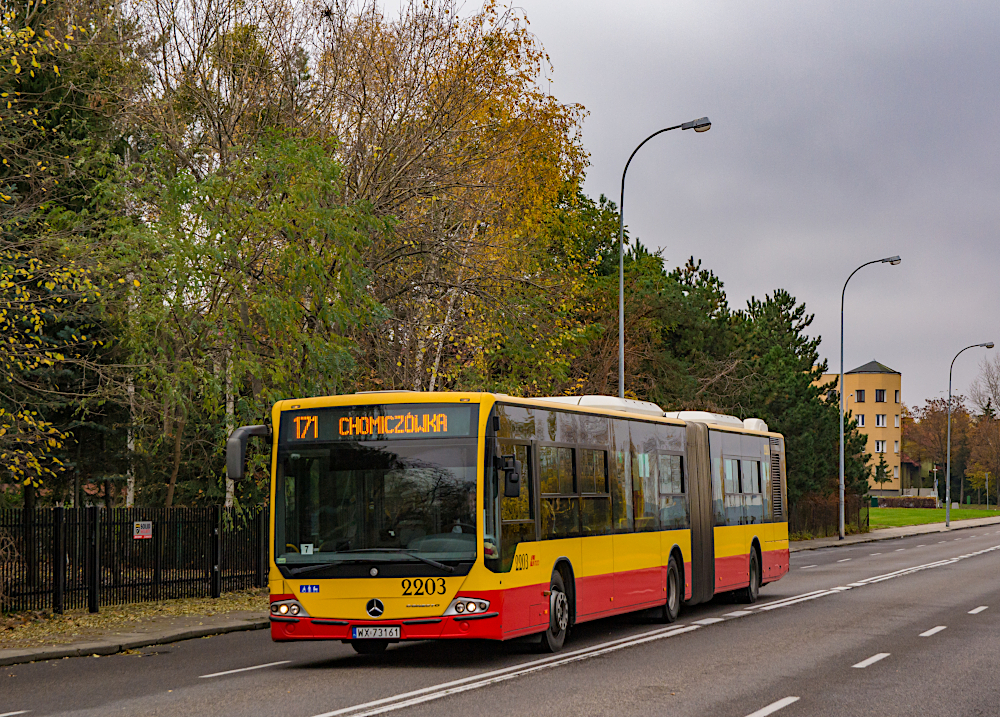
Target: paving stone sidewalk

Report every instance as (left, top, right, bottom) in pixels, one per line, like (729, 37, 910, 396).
(790, 514, 1000, 552)
(0, 610, 267, 668)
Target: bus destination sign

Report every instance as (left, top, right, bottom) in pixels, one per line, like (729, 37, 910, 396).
(280, 403, 477, 443)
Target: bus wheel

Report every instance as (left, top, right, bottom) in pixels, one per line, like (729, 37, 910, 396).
(351, 640, 389, 655)
(538, 571, 570, 653)
(738, 551, 760, 604)
(658, 555, 681, 623)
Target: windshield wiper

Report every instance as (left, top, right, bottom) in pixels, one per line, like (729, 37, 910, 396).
(287, 549, 456, 575)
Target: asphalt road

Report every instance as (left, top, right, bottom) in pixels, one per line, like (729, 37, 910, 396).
(5, 526, 1000, 717)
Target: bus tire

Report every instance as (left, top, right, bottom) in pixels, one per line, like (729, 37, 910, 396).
(351, 639, 389, 655)
(738, 550, 760, 604)
(658, 555, 682, 623)
(537, 571, 570, 653)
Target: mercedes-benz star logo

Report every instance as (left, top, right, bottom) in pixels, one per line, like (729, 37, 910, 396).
(366, 598, 385, 618)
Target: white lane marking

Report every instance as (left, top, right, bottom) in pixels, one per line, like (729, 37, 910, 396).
(831, 586, 852, 591)
(955, 538, 962, 541)
(848, 582, 866, 587)
(920, 626, 947, 637)
(917, 545, 926, 547)
(751, 590, 831, 611)
(800, 565, 817, 569)
(870, 553, 882, 556)
(895, 548, 905, 552)
(939, 541, 948, 544)
(313, 625, 700, 717)
(853, 652, 890, 668)
(0, 711, 31, 717)
(837, 558, 852, 563)
(745, 696, 800, 717)
(969, 606, 989, 614)
(725, 611, 752, 617)
(199, 661, 291, 678)
(693, 617, 725, 625)
(321, 541, 1000, 717)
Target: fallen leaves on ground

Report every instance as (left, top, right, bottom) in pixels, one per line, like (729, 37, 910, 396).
(0, 589, 268, 648)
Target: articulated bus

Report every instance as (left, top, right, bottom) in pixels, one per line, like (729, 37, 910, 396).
(227, 392, 789, 654)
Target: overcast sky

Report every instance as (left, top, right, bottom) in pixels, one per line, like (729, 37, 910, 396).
(518, 0, 1000, 408)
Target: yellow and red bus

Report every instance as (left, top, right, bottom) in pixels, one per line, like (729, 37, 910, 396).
(226, 392, 789, 654)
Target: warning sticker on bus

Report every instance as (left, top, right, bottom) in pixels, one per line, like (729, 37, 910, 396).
(280, 403, 478, 443)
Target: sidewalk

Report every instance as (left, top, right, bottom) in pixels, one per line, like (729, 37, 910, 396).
(1, 592, 268, 668)
(790, 514, 1000, 552)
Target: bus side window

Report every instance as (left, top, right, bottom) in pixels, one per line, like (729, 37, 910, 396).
(540, 446, 579, 538)
(611, 420, 634, 533)
(657, 454, 687, 529)
(724, 458, 744, 526)
(580, 449, 611, 535)
(630, 422, 659, 532)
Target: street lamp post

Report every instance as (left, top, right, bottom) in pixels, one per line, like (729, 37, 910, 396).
(618, 117, 711, 398)
(839, 256, 901, 539)
(946, 341, 994, 526)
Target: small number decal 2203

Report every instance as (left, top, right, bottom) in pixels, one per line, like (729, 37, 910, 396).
(513, 553, 529, 571)
(401, 578, 446, 596)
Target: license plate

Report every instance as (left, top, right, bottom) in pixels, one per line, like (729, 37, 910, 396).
(352, 626, 400, 639)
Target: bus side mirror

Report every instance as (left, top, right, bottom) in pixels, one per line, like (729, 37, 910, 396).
(226, 425, 271, 481)
(502, 455, 522, 498)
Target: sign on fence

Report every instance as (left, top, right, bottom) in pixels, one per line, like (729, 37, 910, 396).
(133, 520, 153, 539)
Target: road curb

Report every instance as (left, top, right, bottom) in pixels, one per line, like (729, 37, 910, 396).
(0, 617, 268, 667)
(790, 515, 1000, 552)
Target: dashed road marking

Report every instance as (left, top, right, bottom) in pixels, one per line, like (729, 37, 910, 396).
(853, 652, 890, 668)
(917, 545, 926, 547)
(200, 661, 291, 678)
(800, 565, 817, 569)
(745, 697, 800, 717)
(837, 558, 851, 563)
(0, 711, 31, 717)
(969, 606, 988, 614)
(919, 626, 947, 637)
(693, 618, 726, 625)
(724, 611, 752, 617)
(895, 549, 905, 552)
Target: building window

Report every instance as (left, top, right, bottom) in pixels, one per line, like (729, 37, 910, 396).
(895, 414, 900, 428)
(893, 466, 899, 479)
(857, 414, 865, 427)
(875, 389, 886, 402)
(876, 414, 887, 427)
(894, 440, 899, 453)
(875, 440, 886, 453)
(856, 390, 866, 403)
(895, 389, 900, 403)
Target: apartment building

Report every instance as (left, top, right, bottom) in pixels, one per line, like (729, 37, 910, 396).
(819, 360, 903, 495)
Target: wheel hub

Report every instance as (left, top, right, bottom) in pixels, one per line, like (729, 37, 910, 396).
(551, 590, 569, 632)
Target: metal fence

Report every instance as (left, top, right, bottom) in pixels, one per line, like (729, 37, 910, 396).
(789, 494, 869, 538)
(0, 506, 268, 613)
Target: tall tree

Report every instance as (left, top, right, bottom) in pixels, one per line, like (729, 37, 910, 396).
(731, 290, 870, 503)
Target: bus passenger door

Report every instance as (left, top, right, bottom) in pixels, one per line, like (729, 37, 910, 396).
(578, 447, 614, 618)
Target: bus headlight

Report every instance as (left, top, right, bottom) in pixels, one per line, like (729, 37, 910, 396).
(443, 597, 490, 616)
(270, 599, 310, 618)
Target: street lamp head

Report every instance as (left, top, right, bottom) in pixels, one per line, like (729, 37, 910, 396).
(681, 117, 712, 132)
(882, 255, 901, 265)
(985, 342, 995, 349)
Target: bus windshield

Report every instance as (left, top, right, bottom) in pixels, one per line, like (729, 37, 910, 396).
(274, 439, 478, 570)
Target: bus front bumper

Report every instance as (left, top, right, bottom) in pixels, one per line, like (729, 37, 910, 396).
(269, 611, 503, 642)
